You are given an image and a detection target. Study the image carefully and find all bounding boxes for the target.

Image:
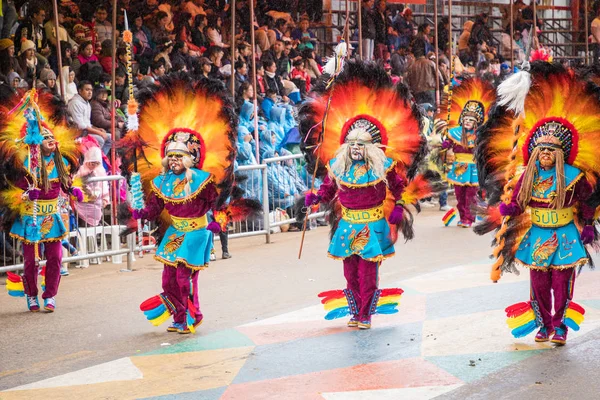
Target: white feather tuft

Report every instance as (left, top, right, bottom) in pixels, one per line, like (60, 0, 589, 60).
(323, 41, 349, 76)
(127, 113, 139, 132)
(497, 69, 531, 116)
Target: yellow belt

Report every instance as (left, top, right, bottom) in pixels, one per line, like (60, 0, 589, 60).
(455, 153, 475, 163)
(530, 207, 574, 228)
(341, 204, 385, 224)
(21, 199, 59, 216)
(171, 215, 208, 232)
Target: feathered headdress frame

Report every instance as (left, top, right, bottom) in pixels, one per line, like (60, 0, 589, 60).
(119, 74, 237, 208)
(475, 62, 600, 204)
(299, 61, 426, 179)
(0, 91, 80, 173)
(438, 78, 496, 129)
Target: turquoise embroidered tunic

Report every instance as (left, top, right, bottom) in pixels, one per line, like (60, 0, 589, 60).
(10, 155, 69, 244)
(515, 163, 588, 270)
(445, 126, 479, 186)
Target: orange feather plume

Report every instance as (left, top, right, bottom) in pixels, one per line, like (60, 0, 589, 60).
(304, 81, 422, 170)
(439, 78, 496, 128)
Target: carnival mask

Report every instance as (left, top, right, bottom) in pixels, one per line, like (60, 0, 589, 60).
(349, 141, 366, 161)
(462, 116, 476, 131)
(538, 146, 557, 169)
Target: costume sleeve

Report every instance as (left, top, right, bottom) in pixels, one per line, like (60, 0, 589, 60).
(139, 191, 165, 221)
(202, 181, 219, 213)
(441, 138, 454, 150)
(575, 176, 595, 223)
(386, 168, 405, 202)
(317, 174, 338, 203)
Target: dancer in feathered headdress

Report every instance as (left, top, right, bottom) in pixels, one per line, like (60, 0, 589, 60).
(124, 76, 236, 334)
(0, 90, 83, 313)
(476, 63, 600, 345)
(300, 61, 427, 329)
(440, 78, 496, 228)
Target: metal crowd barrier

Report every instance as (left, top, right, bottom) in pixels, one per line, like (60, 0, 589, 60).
(0, 154, 324, 272)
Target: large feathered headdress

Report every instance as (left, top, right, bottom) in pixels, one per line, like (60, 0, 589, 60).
(439, 78, 496, 129)
(120, 76, 237, 208)
(299, 61, 426, 179)
(475, 63, 600, 279)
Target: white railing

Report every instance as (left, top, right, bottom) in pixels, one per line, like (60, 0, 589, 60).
(1, 154, 324, 272)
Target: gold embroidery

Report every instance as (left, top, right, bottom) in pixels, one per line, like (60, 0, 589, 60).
(453, 163, 468, 177)
(172, 178, 188, 196)
(349, 225, 370, 252)
(532, 233, 558, 265)
(164, 233, 185, 254)
(532, 175, 554, 198)
(40, 216, 54, 237)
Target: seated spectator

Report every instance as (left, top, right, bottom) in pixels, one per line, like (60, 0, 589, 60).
(17, 40, 38, 84)
(154, 38, 174, 73)
(37, 68, 59, 97)
(458, 20, 474, 63)
(233, 60, 248, 93)
(14, 4, 51, 65)
(67, 80, 111, 154)
(171, 41, 194, 72)
(236, 98, 263, 199)
(113, 68, 130, 110)
(206, 14, 230, 48)
(44, 8, 76, 56)
(291, 17, 316, 51)
(416, 23, 434, 54)
(99, 39, 116, 74)
(206, 45, 225, 79)
(150, 60, 166, 81)
(263, 40, 289, 79)
(289, 58, 310, 95)
(91, 86, 125, 142)
(0, 39, 24, 78)
(7, 71, 22, 92)
(301, 48, 321, 83)
(256, 63, 267, 98)
(61, 66, 77, 103)
(175, 12, 202, 56)
(394, 7, 415, 49)
(132, 13, 155, 72)
(196, 57, 212, 79)
(237, 42, 252, 65)
(71, 41, 99, 76)
(94, 5, 114, 44)
(74, 146, 110, 227)
(263, 59, 286, 99)
(191, 14, 209, 50)
(48, 40, 73, 75)
(150, 11, 172, 45)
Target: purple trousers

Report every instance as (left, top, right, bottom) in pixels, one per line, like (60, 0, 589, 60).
(455, 185, 478, 224)
(530, 268, 576, 331)
(162, 264, 202, 324)
(22, 241, 63, 299)
(343, 255, 379, 320)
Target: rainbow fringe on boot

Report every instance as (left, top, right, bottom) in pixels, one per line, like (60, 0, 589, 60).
(318, 288, 403, 320)
(5, 268, 45, 297)
(6, 272, 24, 297)
(140, 294, 200, 333)
(442, 208, 457, 226)
(506, 300, 586, 337)
(563, 301, 585, 331)
(505, 301, 541, 338)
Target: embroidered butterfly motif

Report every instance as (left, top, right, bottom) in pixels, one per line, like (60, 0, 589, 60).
(349, 225, 370, 252)
(453, 163, 468, 177)
(40, 216, 54, 237)
(172, 178, 188, 196)
(353, 164, 368, 180)
(45, 159, 55, 175)
(164, 234, 185, 254)
(532, 233, 558, 265)
(533, 176, 554, 198)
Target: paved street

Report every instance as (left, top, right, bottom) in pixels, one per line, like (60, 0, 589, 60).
(1, 209, 600, 399)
